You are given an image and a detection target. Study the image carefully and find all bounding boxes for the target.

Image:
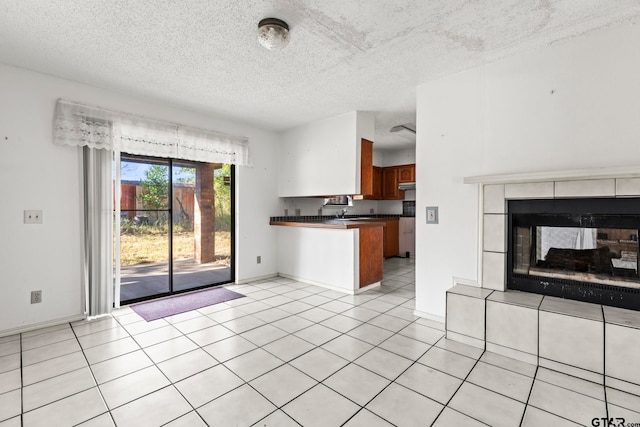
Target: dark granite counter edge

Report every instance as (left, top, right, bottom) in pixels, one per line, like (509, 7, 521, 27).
(269, 214, 415, 223)
(269, 220, 386, 229)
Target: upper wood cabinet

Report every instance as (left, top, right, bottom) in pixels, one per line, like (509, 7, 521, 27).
(372, 167, 382, 199)
(382, 167, 398, 199)
(355, 159, 412, 200)
(360, 139, 374, 196)
(397, 164, 415, 183)
(381, 167, 406, 200)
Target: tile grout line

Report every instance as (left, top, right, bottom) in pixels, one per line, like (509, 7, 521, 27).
(88, 316, 183, 416)
(112, 307, 212, 426)
(428, 338, 489, 427)
(327, 312, 445, 426)
(361, 331, 436, 413)
(123, 308, 253, 425)
(18, 327, 96, 415)
(154, 321, 220, 427)
(602, 303, 609, 422)
(518, 364, 539, 427)
(20, 331, 24, 426)
(65, 321, 115, 426)
(336, 331, 434, 425)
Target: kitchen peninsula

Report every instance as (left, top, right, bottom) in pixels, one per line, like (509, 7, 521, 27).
(270, 218, 385, 294)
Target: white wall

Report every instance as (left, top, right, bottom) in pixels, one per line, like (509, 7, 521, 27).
(373, 150, 384, 166)
(0, 64, 279, 334)
(380, 147, 416, 167)
(235, 129, 281, 284)
(278, 111, 374, 197)
(415, 23, 640, 318)
(277, 227, 358, 292)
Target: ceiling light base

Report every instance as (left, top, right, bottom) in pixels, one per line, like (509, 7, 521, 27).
(258, 18, 290, 50)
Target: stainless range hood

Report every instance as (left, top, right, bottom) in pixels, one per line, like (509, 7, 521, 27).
(399, 182, 416, 191)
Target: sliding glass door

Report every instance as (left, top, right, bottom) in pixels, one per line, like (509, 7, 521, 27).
(172, 161, 232, 292)
(115, 154, 233, 304)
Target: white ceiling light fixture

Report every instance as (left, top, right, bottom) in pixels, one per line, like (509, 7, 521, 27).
(390, 124, 416, 142)
(258, 18, 290, 50)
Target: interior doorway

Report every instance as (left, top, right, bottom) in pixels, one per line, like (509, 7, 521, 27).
(114, 154, 234, 305)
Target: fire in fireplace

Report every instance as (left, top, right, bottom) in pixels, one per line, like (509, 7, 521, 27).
(507, 198, 640, 310)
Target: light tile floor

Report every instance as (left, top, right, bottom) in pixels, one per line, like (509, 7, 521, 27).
(2, 258, 640, 426)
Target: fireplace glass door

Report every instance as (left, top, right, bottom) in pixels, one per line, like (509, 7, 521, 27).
(514, 225, 639, 286)
(508, 198, 640, 310)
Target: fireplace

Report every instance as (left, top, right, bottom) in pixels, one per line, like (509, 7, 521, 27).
(507, 197, 640, 310)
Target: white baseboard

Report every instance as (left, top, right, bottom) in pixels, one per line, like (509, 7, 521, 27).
(452, 276, 479, 288)
(0, 313, 86, 338)
(278, 273, 357, 295)
(413, 309, 445, 323)
(235, 273, 278, 285)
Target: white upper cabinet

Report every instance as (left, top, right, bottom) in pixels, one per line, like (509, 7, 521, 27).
(277, 111, 374, 197)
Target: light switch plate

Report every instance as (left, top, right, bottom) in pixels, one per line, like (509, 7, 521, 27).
(426, 206, 438, 224)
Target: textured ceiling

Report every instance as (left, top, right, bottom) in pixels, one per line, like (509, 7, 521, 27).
(1, 1, 639, 149)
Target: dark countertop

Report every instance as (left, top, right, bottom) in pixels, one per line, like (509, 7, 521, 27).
(269, 219, 386, 229)
(269, 214, 412, 222)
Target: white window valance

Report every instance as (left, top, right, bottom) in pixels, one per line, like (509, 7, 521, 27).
(53, 99, 251, 166)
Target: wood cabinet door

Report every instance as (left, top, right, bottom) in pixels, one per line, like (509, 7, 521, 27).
(384, 218, 400, 257)
(382, 167, 399, 199)
(360, 139, 374, 196)
(359, 226, 384, 287)
(372, 167, 382, 199)
(397, 164, 415, 183)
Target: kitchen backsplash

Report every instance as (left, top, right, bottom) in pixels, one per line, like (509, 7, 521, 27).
(403, 201, 416, 217)
(279, 197, 403, 217)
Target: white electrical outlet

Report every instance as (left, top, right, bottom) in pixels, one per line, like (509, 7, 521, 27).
(31, 290, 42, 304)
(24, 210, 44, 224)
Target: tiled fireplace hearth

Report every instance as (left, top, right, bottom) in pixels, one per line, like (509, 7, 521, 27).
(446, 170, 640, 396)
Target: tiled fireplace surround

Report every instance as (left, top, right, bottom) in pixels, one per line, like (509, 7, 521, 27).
(446, 174, 640, 397)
